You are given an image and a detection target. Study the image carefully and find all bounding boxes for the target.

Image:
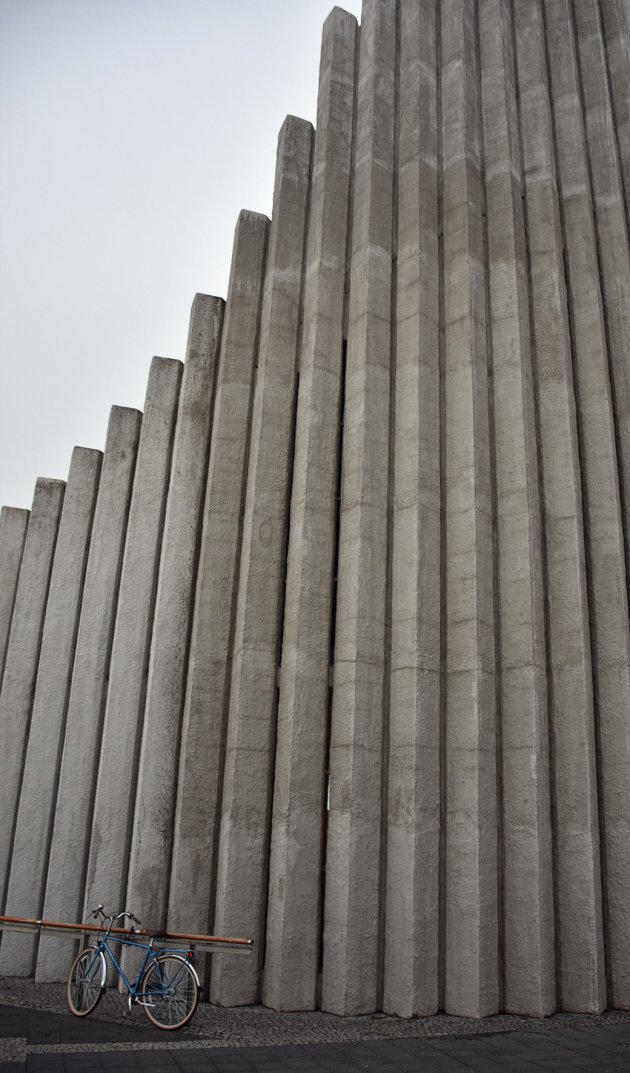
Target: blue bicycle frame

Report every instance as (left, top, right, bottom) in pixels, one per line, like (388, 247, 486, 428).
(94, 931, 191, 1003)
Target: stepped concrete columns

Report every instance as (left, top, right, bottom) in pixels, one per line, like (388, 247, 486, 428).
(572, 0, 630, 1010)
(83, 357, 183, 923)
(0, 448, 102, 976)
(124, 297, 225, 940)
(321, 0, 396, 1017)
(168, 212, 269, 936)
(211, 116, 313, 1007)
(263, 8, 357, 1013)
(384, 0, 440, 1019)
(441, 0, 498, 1019)
(2, 0, 630, 1014)
(546, 0, 618, 1012)
(0, 507, 29, 682)
(36, 407, 141, 982)
(514, 0, 601, 1015)
(479, 0, 553, 1015)
(0, 478, 65, 908)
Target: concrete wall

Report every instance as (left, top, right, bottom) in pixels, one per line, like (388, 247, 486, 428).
(0, 508, 29, 683)
(37, 407, 141, 981)
(1, 448, 102, 976)
(2, 0, 630, 1019)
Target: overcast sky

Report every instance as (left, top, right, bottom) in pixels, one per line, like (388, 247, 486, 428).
(0, 0, 363, 510)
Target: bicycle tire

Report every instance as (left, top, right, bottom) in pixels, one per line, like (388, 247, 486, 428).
(140, 953, 200, 1030)
(67, 946, 106, 1017)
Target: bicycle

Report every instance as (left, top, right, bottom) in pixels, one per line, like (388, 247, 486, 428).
(66, 905, 200, 1030)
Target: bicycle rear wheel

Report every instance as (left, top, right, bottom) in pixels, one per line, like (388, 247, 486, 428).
(140, 953, 199, 1030)
(67, 946, 106, 1017)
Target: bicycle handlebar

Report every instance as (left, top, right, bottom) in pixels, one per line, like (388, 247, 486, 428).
(89, 905, 142, 928)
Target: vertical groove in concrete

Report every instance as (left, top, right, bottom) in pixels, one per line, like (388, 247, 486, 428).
(211, 116, 313, 1007)
(514, 0, 601, 1016)
(0, 448, 102, 976)
(0, 478, 65, 910)
(168, 212, 269, 937)
(384, 0, 440, 1019)
(0, 507, 29, 686)
(124, 297, 225, 940)
(36, 407, 141, 982)
(572, 0, 630, 1010)
(441, 0, 498, 1019)
(83, 357, 183, 924)
(321, 0, 396, 1017)
(545, 0, 615, 1013)
(262, 9, 358, 1013)
(436, 0, 448, 1016)
(574, 1, 630, 584)
(480, 0, 554, 1016)
(599, 0, 630, 227)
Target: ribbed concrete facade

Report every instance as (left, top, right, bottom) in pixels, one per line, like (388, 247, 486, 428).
(1, 0, 630, 1019)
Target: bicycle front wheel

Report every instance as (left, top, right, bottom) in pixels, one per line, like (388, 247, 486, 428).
(140, 953, 200, 1030)
(67, 946, 106, 1017)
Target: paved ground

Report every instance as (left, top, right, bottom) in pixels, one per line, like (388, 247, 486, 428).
(2, 979, 630, 1071)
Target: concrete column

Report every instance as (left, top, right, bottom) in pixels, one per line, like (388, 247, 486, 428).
(599, 1, 630, 223)
(83, 357, 183, 924)
(574, 1, 630, 575)
(168, 212, 269, 936)
(0, 478, 65, 909)
(0, 447, 102, 976)
(545, 0, 617, 1013)
(571, 0, 630, 1010)
(321, 0, 396, 1017)
(211, 116, 313, 1007)
(0, 507, 29, 684)
(384, 0, 440, 1019)
(514, 0, 601, 1012)
(36, 407, 141, 981)
(479, 0, 554, 1015)
(441, 0, 498, 1019)
(263, 9, 357, 1013)
(124, 297, 224, 941)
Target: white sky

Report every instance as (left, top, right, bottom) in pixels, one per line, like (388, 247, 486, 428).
(0, 0, 363, 509)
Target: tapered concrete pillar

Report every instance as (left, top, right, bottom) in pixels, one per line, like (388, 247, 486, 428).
(124, 297, 224, 940)
(36, 407, 141, 981)
(574, 1, 630, 576)
(211, 116, 313, 1007)
(545, 0, 615, 1013)
(600, 1, 630, 224)
(83, 357, 183, 924)
(168, 212, 269, 936)
(322, 0, 396, 1017)
(479, 0, 554, 1015)
(514, 0, 601, 1012)
(384, 0, 440, 1019)
(0, 507, 29, 684)
(263, 9, 357, 1013)
(571, 0, 630, 1010)
(441, 0, 498, 1019)
(0, 448, 102, 975)
(0, 478, 65, 908)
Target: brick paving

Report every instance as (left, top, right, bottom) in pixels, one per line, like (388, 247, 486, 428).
(2, 978, 630, 1071)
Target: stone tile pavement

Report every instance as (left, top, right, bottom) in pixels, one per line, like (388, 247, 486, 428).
(2, 978, 630, 1071)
